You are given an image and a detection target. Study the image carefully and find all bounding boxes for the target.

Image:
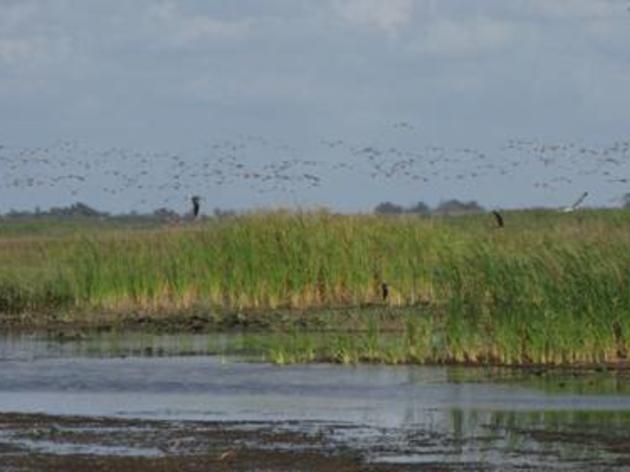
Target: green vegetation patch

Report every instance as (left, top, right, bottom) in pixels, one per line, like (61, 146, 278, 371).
(2, 209, 630, 366)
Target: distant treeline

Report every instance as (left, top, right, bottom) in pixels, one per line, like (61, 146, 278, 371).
(3, 194, 630, 220)
(374, 199, 484, 216)
(375, 193, 630, 215)
(0, 203, 235, 220)
(0, 200, 485, 219)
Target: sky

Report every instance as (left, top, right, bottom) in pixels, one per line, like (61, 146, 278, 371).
(1, 0, 630, 214)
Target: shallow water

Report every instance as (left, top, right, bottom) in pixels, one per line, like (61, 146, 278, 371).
(1, 332, 630, 469)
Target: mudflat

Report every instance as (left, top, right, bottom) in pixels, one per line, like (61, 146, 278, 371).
(0, 412, 444, 472)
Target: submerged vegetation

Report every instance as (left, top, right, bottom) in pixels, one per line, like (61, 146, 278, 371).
(2, 208, 630, 366)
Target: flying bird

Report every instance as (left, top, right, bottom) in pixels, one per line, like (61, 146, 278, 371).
(562, 192, 588, 213)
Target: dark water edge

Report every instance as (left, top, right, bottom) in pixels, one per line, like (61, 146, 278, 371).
(4, 307, 630, 371)
(1, 331, 630, 470)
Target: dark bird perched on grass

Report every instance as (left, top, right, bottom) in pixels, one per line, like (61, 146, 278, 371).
(381, 282, 389, 302)
(191, 195, 201, 219)
(491, 210, 504, 228)
(613, 320, 627, 359)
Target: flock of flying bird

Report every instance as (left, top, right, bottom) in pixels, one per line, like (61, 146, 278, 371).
(1, 123, 629, 216)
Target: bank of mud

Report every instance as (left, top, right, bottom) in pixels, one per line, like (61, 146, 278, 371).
(0, 304, 411, 334)
(0, 413, 457, 472)
(2, 411, 630, 471)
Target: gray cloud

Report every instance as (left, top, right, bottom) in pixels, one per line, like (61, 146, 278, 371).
(1, 0, 630, 212)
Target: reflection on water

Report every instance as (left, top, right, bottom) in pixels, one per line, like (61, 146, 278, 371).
(0, 332, 629, 469)
(0, 331, 246, 360)
(447, 366, 630, 396)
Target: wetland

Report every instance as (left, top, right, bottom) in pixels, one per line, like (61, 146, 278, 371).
(1, 332, 630, 470)
(3, 212, 630, 469)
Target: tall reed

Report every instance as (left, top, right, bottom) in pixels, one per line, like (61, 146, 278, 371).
(2, 209, 630, 365)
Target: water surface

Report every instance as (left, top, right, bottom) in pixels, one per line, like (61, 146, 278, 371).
(1, 332, 629, 469)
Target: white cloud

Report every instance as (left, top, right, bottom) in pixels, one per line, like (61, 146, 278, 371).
(147, 1, 253, 46)
(0, 2, 40, 32)
(332, 0, 413, 34)
(0, 38, 42, 62)
(0, 2, 74, 66)
(0, 3, 40, 62)
(409, 17, 515, 57)
(527, 0, 621, 20)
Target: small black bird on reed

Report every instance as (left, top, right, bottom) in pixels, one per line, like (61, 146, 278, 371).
(381, 282, 389, 302)
(191, 195, 201, 219)
(492, 210, 504, 228)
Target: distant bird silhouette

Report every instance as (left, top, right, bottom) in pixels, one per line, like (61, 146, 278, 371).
(491, 210, 504, 228)
(4, 130, 630, 216)
(191, 195, 201, 219)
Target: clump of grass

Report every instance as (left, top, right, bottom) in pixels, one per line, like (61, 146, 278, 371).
(2, 208, 630, 366)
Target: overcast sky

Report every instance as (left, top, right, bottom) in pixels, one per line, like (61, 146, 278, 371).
(2, 0, 630, 213)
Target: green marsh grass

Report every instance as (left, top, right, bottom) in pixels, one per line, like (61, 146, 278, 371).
(2, 209, 630, 366)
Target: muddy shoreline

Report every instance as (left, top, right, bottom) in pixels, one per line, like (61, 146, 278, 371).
(2, 410, 630, 471)
(0, 305, 401, 334)
(0, 412, 444, 472)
